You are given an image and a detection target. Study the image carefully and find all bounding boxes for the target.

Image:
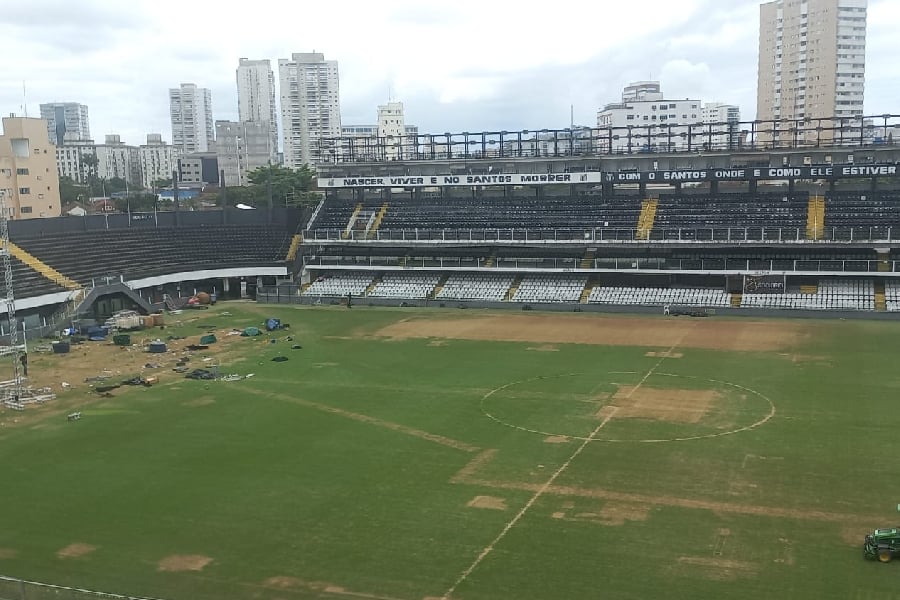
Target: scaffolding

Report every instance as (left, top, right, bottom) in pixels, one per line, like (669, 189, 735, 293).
(0, 192, 55, 410)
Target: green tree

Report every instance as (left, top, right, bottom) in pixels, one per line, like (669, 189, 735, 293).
(152, 177, 173, 190)
(107, 177, 128, 193)
(113, 193, 158, 213)
(246, 164, 319, 206)
(58, 176, 88, 206)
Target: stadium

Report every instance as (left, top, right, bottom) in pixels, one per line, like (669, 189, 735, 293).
(3, 117, 900, 600)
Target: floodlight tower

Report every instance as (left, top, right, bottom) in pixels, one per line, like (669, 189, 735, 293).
(0, 190, 24, 409)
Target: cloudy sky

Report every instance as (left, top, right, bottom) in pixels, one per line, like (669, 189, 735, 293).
(1, 0, 897, 146)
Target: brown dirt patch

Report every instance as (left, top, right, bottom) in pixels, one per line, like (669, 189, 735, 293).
(57, 543, 97, 558)
(608, 386, 718, 424)
(183, 395, 215, 407)
(645, 351, 683, 358)
(0, 548, 18, 559)
(595, 405, 618, 420)
(450, 449, 497, 483)
(374, 313, 806, 352)
(551, 512, 566, 519)
(598, 502, 651, 525)
(841, 526, 870, 546)
(263, 576, 332, 591)
(677, 557, 759, 581)
(157, 554, 213, 572)
(0, 313, 257, 430)
(427, 340, 447, 347)
(527, 344, 559, 352)
(467, 495, 508, 510)
(543, 435, 570, 444)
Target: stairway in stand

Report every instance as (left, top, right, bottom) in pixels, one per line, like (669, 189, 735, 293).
(6, 241, 81, 290)
(730, 293, 743, 308)
(580, 248, 596, 269)
(875, 280, 887, 311)
(504, 275, 524, 301)
(800, 284, 819, 294)
(430, 274, 449, 299)
(579, 277, 595, 304)
(806, 195, 825, 240)
(285, 234, 302, 261)
(366, 203, 390, 239)
(636, 199, 659, 240)
(364, 274, 383, 296)
(342, 203, 363, 239)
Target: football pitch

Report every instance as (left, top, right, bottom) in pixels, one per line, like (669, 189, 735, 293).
(2, 304, 900, 600)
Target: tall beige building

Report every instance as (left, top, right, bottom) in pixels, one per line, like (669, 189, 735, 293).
(0, 117, 61, 219)
(757, 0, 867, 145)
(278, 52, 341, 167)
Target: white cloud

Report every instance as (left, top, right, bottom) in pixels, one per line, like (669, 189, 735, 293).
(0, 0, 896, 145)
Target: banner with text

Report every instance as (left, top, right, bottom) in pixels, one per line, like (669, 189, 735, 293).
(319, 164, 899, 188)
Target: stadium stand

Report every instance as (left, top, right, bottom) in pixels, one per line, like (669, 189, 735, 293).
(368, 272, 442, 299)
(436, 273, 516, 301)
(885, 280, 900, 312)
(10, 256, 69, 299)
(587, 286, 732, 307)
(303, 272, 374, 297)
(512, 274, 589, 303)
(741, 278, 874, 310)
(13, 226, 289, 285)
(310, 196, 644, 231)
(824, 192, 900, 241)
(652, 193, 809, 240)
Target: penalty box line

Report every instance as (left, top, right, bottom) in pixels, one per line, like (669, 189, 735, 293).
(439, 332, 691, 599)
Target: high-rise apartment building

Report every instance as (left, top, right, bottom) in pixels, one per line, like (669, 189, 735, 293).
(701, 103, 743, 149)
(278, 52, 341, 167)
(215, 120, 273, 187)
(236, 58, 278, 161)
(39, 102, 90, 146)
(138, 134, 179, 189)
(757, 0, 867, 143)
(169, 83, 215, 154)
(377, 101, 406, 161)
(0, 117, 61, 219)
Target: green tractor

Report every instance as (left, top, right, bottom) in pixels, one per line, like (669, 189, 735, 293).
(864, 528, 900, 562)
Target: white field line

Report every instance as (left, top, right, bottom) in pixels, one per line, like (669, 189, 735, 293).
(440, 332, 691, 599)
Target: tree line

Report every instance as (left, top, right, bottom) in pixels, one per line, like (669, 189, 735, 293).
(59, 163, 320, 213)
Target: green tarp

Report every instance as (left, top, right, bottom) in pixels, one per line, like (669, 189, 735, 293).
(241, 327, 261, 337)
(200, 334, 217, 345)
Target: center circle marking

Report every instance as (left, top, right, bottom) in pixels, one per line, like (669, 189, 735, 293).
(479, 372, 776, 443)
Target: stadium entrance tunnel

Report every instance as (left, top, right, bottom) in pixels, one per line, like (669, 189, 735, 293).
(480, 372, 775, 443)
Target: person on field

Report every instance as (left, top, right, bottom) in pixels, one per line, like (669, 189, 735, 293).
(19, 352, 27, 377)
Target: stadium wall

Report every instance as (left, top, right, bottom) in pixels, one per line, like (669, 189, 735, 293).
(8, 207, 304, 239)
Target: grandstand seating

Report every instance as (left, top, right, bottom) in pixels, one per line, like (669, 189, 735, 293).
(303, 272, 374, 297)
(741, 278, 874, 310)
(12, 226, 289, 285)
(512, 274, 588, 303)
(885, 280, 900, 312)
(652, 193, 808, 240)
(436, 273, 516, 301)
(9, 256, 69, 299)
(368, 273, 442, 299)
(310, 196, 644, 231)
(311, 199, 382, 230)
(587, 286, 731, 307)
(824, 192, 900, 240)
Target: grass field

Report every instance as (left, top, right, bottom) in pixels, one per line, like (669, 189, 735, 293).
(2, 303, 900, 600)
